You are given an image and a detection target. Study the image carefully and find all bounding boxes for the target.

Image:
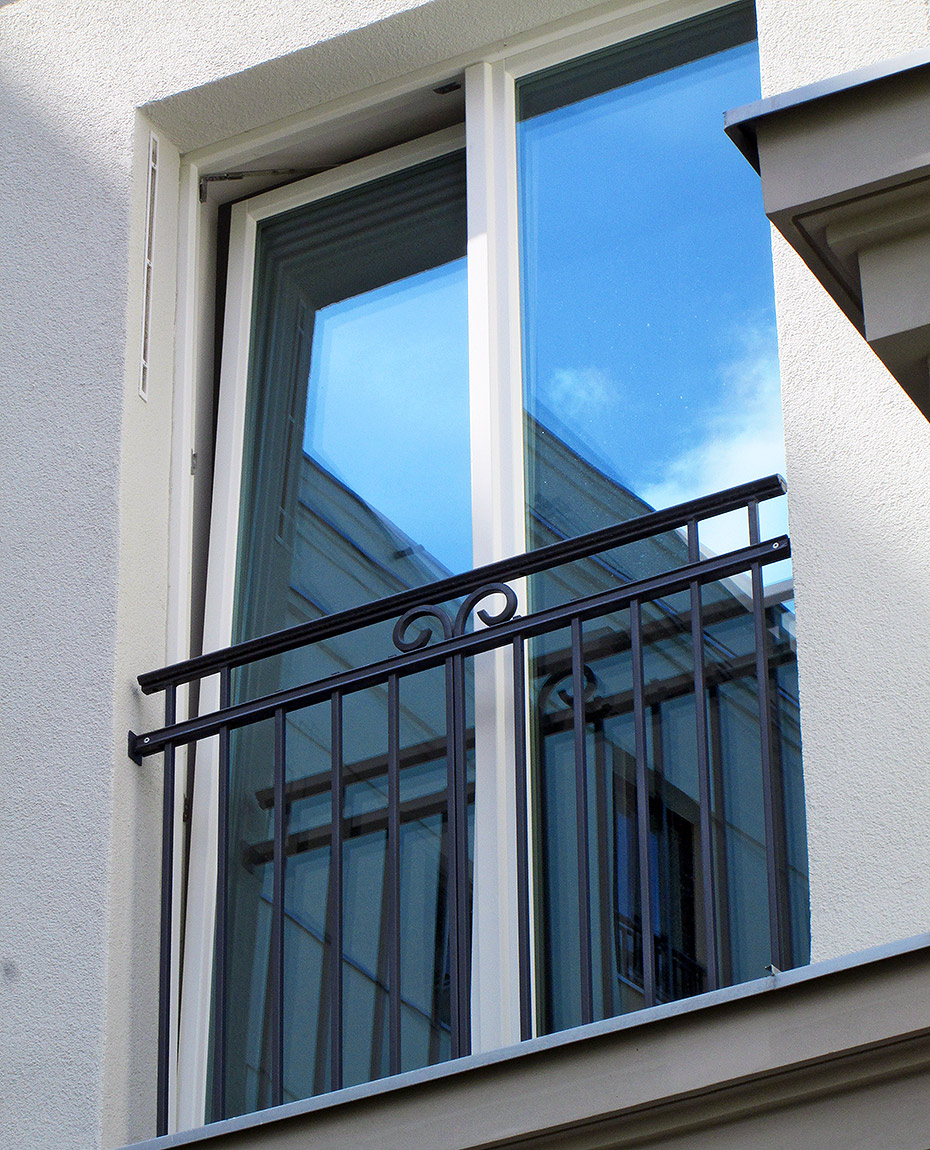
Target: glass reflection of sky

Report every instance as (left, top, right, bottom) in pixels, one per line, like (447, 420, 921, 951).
(519, 41, 788, 559)
(303, 258, 472, 574)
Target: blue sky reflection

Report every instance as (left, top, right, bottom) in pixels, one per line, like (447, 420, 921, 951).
(303, 258, 472, 574)
(519, 40, 787, 558)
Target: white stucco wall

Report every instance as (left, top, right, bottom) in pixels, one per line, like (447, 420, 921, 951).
(4, 0, 930, 1146)
(756, 0, 930, 962)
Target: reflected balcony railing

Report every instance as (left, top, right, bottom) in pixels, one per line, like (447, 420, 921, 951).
(131, 474, 800, 1135)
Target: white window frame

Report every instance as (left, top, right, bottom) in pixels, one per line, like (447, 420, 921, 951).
(170, 0, 739, 1132)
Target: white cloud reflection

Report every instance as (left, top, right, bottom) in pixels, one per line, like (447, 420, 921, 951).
(536, 326, 790, 572)
(640, 336, 788, 558)
(544, 365, 616, 422)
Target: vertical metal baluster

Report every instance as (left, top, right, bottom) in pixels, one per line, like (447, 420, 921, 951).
(330, 692, 344, 1091)
(768, 665, 794, 964)
(651, 704, 669, 998)
(593, 718, 613, 1019)
(688, 519, 718, 992)
(212, 665, 231, 1122)
(443, 658, 461, 1057)
(369, 851, 391, 1081)
(512, 635, 532, 1040)
(156, 684, 176, 1137)
(451, 652, 470, 1054)
(271, 707, 286, 1107)
(708, 685, 733, 986)
(630, 600, 657, 1007)
(570, 616, 594, 1025)
(427, 813, 447, 1067)
(748, 501, 785, 971)
(747, 500, 760, 549)
(387, 674, 402, 1075)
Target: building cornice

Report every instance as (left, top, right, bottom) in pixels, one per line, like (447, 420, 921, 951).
(725, 51, 930, 416)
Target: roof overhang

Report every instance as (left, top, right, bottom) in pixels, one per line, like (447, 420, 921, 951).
(726, 50, 930, 417)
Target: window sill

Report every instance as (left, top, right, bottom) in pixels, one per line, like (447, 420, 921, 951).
(124, 933, 930, 1150)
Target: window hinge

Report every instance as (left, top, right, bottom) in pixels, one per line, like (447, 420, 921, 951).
(190, 450, 198, 475)
(182, 792, 193, 824)
(198, 168, 327, 202)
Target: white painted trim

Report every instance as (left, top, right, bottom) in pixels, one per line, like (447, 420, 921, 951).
(165, 156, 206, 1135)
(177, 179, 225, 1133)
(139, 132, 159, 401)
(175, 182, 257, 1132)
(201, 196, 256, 665)
(239, 124, 466, 221)
(176, 729, 218, 1131)
(501, 0, 729, 79)
(464, 58, 529, 1053)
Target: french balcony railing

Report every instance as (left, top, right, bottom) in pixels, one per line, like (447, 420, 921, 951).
(131, 474, 798, 1135)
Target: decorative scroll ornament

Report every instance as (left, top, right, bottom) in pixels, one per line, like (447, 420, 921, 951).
(557, 664, 599, 708)
(392, 605, 453, 652)
(452, 583, 518, 636)
(392, 582, 519, 653)
(536, 664, 600, 714)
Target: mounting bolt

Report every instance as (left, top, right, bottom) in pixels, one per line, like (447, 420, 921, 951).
(772, 541, 780, 549)
(143, 737, 150, 744)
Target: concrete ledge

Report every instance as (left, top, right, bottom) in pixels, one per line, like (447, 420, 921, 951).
(725, 46, 930, 174)
(124, 935, 930, 1149)
(725, 51, 930, 414)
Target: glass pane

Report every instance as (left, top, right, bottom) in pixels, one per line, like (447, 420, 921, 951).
(236, 151, 470, 657)
(217, 151, 472, 1121)
(532, 597, 709, 1034)
(518, 6, 786, 547)
(519, 6, 808, 1033)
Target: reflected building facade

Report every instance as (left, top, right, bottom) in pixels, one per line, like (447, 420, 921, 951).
(218, 420, 807, 1115)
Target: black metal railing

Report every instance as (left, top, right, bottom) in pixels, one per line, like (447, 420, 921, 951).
(131, 474, 793, 1135)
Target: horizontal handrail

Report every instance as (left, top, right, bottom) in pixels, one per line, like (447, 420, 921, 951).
(129, 534, 787, 760)
(137, 473, 786, 694)
(138, 474, 799, 1129)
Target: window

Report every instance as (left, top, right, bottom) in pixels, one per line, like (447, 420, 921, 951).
(175, 0, 809, 1126)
